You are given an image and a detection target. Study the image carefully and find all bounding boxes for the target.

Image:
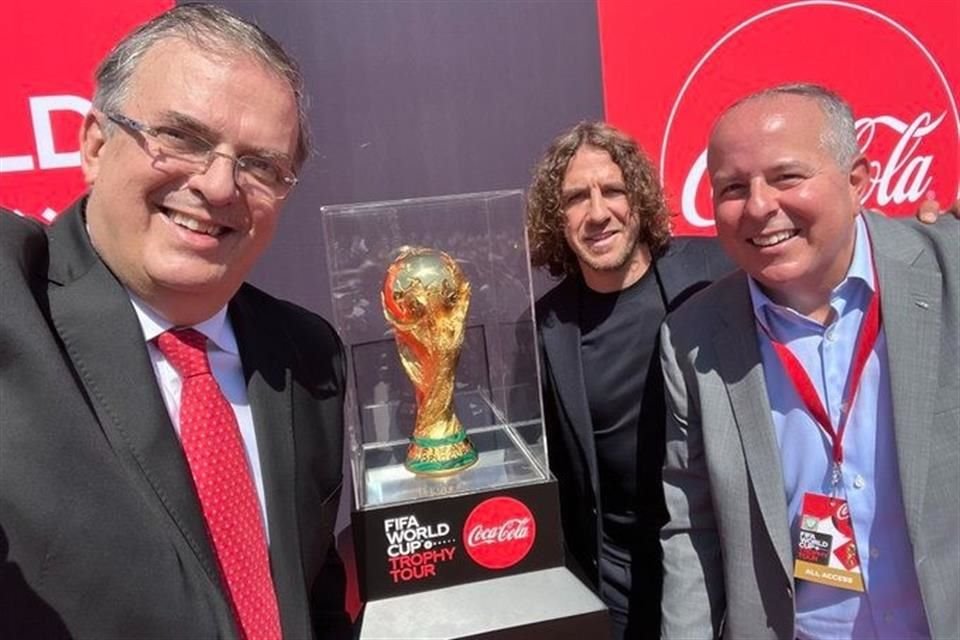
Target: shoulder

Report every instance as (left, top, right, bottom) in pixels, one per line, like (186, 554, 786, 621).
(0, 207, 45, 234)
(0, 209, 47, 257)
(660, 235, 734, 273)
(534, 275, 577, 326)
(663, 235, 720, 255)
(664, 269, 748, 335)
(865, 210, 959, 270)
(235, 283, 341, 348)
(659, 272, 750, 389)
(656, 236, 736, 311)
(0, 209, 49, 287)
(232, 284, 345, 382)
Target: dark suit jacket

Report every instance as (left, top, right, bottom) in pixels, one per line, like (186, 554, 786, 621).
(0, 200, 350, 639)
(535, 237, 733, 634)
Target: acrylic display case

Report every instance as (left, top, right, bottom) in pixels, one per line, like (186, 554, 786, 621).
(321, 190, 548, 512)
(321, 191, 607, 637)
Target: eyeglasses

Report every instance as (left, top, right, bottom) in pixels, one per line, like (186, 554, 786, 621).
(104, 112, 299, 200)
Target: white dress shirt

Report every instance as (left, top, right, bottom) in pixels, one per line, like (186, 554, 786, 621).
(127, 293, 270, 541)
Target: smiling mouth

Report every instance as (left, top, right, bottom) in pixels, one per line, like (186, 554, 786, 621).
(585, 230, 617, 244)
(749, 229, 798, 247)
(164, 209, 227, 238)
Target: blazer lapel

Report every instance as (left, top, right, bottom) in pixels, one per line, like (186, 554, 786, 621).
(539, 278, 600, 492)
(45, 203, 222, 590)
(712, 275, 793, 579)
(655, 241, 709, 307)
(654, 237, 734, 311)
(865, 214, 939, 543)
(230, 291, 310, 639)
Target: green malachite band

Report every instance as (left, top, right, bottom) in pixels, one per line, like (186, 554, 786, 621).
(407, 450, 479, 474)
(411, 431, 467, 448)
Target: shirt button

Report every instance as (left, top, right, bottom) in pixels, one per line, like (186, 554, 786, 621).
(870, 547, 880, 559)
(853, 475, 865, 489)
(825, 327, 837, 342)
(884, 612, 894, 623)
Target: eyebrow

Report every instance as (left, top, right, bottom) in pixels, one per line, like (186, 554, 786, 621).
(712, 160, 810, 183)
(561, 186, 587, 198)
(768, 160, 808, 173)
(561, 180, 626, 196)
(156, 110, 293, 164)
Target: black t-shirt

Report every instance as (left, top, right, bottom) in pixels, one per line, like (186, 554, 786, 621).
(579, 267, 667, 554)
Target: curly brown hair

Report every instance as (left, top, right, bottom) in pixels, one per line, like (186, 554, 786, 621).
(526, 121, 671, 278)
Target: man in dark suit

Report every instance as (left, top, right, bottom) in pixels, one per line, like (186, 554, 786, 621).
(0, 5, 349, 638)
(525, 122, 733, 638)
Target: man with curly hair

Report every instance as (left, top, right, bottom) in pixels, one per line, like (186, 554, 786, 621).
(526, 121, 733, 638)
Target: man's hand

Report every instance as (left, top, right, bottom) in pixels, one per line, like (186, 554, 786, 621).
(917, 197, 960, 223)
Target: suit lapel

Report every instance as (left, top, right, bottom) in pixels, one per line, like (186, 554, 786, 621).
(539, 278, 600, 492)
(655, 240, 706, 306)
(713, 275, 793, 579)
(230, 291, 310, 639)
(865, 214, 939, 542)
(45, 203, 222, 590)
(654, 237, 734, 311)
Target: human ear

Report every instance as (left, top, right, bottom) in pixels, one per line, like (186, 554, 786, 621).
(79, 111, 107, 186)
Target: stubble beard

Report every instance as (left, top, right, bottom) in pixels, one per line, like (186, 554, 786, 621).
(574, 226, 641, 274)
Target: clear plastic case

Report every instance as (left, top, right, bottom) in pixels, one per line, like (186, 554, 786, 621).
(321, 190, 548, 510)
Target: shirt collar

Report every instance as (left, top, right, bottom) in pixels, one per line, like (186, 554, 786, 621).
(748, 213, 876, 323)
(127, 292, 239, 355)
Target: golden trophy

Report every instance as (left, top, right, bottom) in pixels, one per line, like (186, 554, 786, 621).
(381, 246, 479, 475)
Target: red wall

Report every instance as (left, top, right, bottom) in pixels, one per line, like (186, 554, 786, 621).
(0, 0, 172, 221)
(599, 0, 959, 235)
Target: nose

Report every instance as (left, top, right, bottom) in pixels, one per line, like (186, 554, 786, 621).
(743, 177, 779, 220)
(188, 151, 239, 206)
(586, 187, 609, 224)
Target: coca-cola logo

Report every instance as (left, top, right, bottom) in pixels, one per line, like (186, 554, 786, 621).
(462, 496, 536, 570)
(655, 1, 958, 234)
(858, 112, 945, 207)
(832, 500, 854, 539)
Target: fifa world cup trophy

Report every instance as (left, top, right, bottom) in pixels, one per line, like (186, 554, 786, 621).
(381, 247, 479, 475)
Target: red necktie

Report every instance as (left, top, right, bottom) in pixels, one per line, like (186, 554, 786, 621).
(156, 328, 282, 640)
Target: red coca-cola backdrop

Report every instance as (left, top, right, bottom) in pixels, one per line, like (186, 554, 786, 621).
(598, 0, 959, 235)
(0, 0, 172, 221)
(3, 1, 955, 231)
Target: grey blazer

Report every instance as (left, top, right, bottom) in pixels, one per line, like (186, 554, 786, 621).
(658, 212, 960, 639)
(0, 201, 351, 639)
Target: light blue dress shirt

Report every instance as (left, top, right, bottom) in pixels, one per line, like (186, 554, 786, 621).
(748, 215, 929, 639)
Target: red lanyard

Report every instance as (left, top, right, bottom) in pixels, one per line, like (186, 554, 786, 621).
(759, 280, 882, 483)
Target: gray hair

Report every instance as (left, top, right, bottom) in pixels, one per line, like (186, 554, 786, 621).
(726, 83, 860, 169)
(93, 3, 311, 169)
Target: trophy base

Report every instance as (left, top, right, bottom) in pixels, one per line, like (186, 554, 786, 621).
(359, 566, 610, 639)
(405, 436, 479, 476)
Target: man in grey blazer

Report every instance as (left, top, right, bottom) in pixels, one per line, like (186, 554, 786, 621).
(1, 5, 349, 638)
(659, 83, 958, 638)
